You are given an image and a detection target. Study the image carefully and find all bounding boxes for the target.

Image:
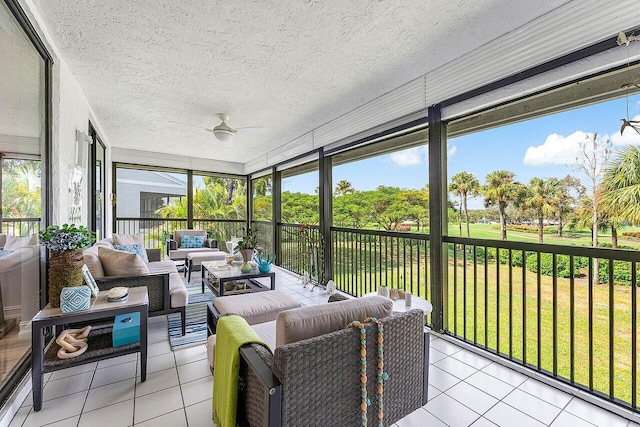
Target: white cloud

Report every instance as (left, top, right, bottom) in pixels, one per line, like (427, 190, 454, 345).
(389, 147, 424, 167)
(610, 114, 640, 146)
(523, 131, 590, 166)
(448, 144, 457, 157)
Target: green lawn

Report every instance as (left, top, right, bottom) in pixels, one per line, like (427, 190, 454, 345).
(446, 222, 640, 249)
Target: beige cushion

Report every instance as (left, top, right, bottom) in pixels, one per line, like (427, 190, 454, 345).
(4, 235, 37, 250)
(83, 255, 105, 279)
(98, 247, 149, 276)
(112, 234, 144, 246)
(207, 320, 276, 367)
(213, 291, 302, 325)
(276, 295, 393, 347)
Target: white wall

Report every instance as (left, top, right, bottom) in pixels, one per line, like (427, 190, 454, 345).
(21, 0, 112, 229)
(51, 59, 89, 225)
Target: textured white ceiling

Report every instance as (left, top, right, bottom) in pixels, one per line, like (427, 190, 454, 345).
(29, 0, 573, 166)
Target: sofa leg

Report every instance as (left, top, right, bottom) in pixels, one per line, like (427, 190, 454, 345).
(181, 307, 186, 336)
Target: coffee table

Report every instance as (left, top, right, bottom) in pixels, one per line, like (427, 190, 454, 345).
(201, 261, 275, 296)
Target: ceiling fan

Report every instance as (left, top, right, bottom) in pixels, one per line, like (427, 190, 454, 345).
(170, 113, 263, 142)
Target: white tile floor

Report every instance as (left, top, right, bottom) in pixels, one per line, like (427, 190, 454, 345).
(6, 267, 640, 426)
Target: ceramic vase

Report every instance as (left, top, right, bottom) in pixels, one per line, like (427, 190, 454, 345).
(240, 249, 254, 273)
(48, 249, 84, 308)
(255, 254, 276, 273)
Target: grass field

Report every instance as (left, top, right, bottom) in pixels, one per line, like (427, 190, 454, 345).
(446, 222, 640, 249)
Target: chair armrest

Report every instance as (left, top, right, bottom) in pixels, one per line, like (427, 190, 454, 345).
(146, 248, 161, 262)
(205, 238, 218, 249)
(238, 344, 282, 427)
(167, 239, 177, 255)
(95, 273, 170, 313)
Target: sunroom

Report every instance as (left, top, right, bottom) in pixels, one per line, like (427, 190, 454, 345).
(2, 0, 640, 426)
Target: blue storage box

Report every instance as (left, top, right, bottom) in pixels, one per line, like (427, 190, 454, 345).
(112, 312, 140, 347)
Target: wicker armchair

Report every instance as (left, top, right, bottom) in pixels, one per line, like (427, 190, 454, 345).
(236, 309, 429, 427)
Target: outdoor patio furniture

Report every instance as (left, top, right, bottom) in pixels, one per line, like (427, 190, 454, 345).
(184, 251, 226, 283)
(166, 229, 219, 263)
(224, 296, 429, 426)
(83, 237, 187, 335)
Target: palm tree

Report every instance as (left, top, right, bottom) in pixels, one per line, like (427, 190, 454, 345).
(601, 145, 640, 224)
(449, 172, 479, 237)
(334, 180, 355, 196)
(482, 170, 519, 240)
(520, 177, 560, 243)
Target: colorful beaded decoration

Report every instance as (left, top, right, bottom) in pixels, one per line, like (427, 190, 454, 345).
(348, 317, 387, 427)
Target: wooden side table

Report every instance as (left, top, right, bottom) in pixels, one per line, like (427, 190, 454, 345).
(31, 287, 149, 411)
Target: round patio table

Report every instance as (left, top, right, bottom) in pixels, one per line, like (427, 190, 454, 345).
(364, 292, 432, 317)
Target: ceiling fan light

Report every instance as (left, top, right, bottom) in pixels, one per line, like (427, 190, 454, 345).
(213, 128, 234, 142)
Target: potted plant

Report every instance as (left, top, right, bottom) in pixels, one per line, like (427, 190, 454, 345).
(235, 228, 258, 273)
(39, 224, 95, 308)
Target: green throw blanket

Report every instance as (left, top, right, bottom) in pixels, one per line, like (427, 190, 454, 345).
(212, 315, 269, 427)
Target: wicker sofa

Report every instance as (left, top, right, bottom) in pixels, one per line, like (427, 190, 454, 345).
(213, 295, 430, 427)
(83, 237, 187, 335)
(166, 229, 219, 262)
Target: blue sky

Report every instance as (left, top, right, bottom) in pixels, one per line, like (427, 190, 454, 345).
(282, 94, 640, 209)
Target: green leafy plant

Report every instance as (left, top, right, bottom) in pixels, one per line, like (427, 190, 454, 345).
(38, 224, 95, 251)
(236, 228, 258, 251)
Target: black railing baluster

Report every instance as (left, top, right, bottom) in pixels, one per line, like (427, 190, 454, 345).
(453, 244, 458, 337)
(537, 251, 542, 370)
(632, 265, 637, 410)
(508, 249, 513, 359)
(609, 259, 614, 399)
(472, 245, 478, 342)
(464, 244, 468, 341)
(483, 245, 487, 348)
(570, 256, 575, 384)
(553, 253, 558, 377)
(589, 258, 594, 391)
(523, 250, 527, 365)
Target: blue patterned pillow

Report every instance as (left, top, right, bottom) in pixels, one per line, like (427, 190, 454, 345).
(114, 243, 149, 263)
(0, 249, 14, 258)
(180, 235, 205, 248)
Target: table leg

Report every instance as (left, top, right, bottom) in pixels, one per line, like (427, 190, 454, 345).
(270, 274, 275, 290)
(140, 306, 148, 382)
(31, 321, 43, 411)
(219, 278, 225, 297)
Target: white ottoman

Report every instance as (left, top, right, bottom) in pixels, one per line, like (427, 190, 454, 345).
(185, 251, 226, 284)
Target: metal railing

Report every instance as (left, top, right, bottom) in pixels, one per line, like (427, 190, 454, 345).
(445, 236, 639, 412)
(332, 227, 430, 301)
(251, 221, 274, 257)
(278, 223, 321, 277)
(115, 218, 244, 254)
(2, 217, 40, 236)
